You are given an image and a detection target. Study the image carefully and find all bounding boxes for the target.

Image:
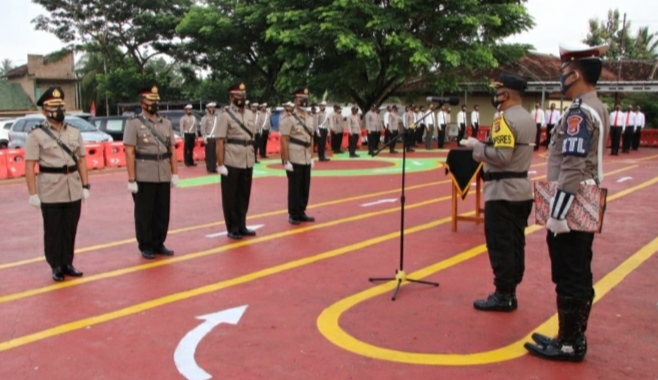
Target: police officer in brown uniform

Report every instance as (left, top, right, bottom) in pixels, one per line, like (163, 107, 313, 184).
(201, 102, 219, 173)
(181, 104, 198, 167)
(525, 43, 610, 363)
(330, 104, 345, 154)
(347, 106, 361, 158)
(257, 103, 271, 159)
(280, 88, 315, 225)
(385, 105, 399, 153)
(462, 74, 536, 312)
(25, 87, 89, 281)
(215, 83, 257, 240)
(315, 102, 330, 161)
(365, 105, 379, 155)
(124, 86, 179, 259)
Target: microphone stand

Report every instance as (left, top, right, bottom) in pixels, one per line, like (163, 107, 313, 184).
(368, 109, 440, 301)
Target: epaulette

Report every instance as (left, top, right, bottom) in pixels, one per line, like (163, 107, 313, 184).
(29, 124, 44, 133)
(569, 98, 582, 110)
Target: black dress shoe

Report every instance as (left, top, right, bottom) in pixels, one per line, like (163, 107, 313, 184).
(141, 249, 155, 260)
(349, 154, 359, 158)
(262, 155, 269, 159)
(155, 246, 174, 256)
(192, 163, 198, 166)
(255, 160, 260, 164)
(52, 267, 65, 282)
(63, 265, 83, 277)
(288, 217, 301, 225)
(473, 292, 517, 312)
(319, 158, 330, 162)
(299, 214, 315, 222)
(239, 228, 257, 236)
(227, 231, 243, 240)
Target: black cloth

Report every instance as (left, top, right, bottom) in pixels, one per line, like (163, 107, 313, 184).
(622, 127, 634, 153)
(184, 133, 196, 165)
(348, 133, 359, 155)
(253, 132, 261, 158)
(205, 138, 217, 172)
(220, 166, 253, 234)
(368, 131, 380, 154)
(132, 182, 170, 252)
(331, 131, 342, 152)
(543, 124, 555, 147)
(610, 126, 622, 154)
(384, 129, 398, 152)
(632, 127, 642, 150)
(415, 124, 425, 144)
(534, 124, 542, 151)
(547, 230, 595, 300)
(259, 130, 270, 158)
(286, 163, 311, 218)
(403, 129, 414, 150)
(445, 148, 482, 199)
(471, 122, 479, 138)
(318, 129, 329, 159)
(41, 200, 82, 269)
(457, 123, 466, 143)
(484, 200, 533, 292)
(437, 125, 447, 148)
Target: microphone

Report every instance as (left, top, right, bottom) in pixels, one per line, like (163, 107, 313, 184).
(426, 96, 460, 105)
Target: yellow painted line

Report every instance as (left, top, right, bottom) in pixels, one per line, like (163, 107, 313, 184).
(0, 179, 456, 270)
(637, 153, 658, 161)
(0, 165, 641, 352)
(316, 174, 658, 365)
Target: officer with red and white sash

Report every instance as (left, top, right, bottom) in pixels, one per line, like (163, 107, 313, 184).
(525, 43, 611, 362)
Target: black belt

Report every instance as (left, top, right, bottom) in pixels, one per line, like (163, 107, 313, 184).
(481, 171, 528, 182)
(289, 137, 311, 148)
(135, 152, 172, 161)
(226, 138, 254, 146)
(39, 165, 78, 174)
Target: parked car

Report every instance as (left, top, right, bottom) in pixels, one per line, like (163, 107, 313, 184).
(8, 115, 113, 149)
(1, 119, 16, 149)
(66, 112, 94, 121)
(91, 115, 131, 141)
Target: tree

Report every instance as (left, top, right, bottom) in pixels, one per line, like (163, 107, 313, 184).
(176, 0, 533, 110)
(632, 26, 658, 59)
(0, 58, 13, 80)
(584, 9, 658, 60)
(32, 0, 193, 71)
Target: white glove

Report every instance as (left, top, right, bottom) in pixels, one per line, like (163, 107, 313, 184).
(128, 182, 138, 194)
(203, 137, 208, 143)
(460, 137, 479, 148)
(83, 189, 90, 200)
(217, 165, 229, 176)
(29, 194, 41, 209)
(284, 161, 294, 172)
(171, 174, 180, 188)
(310, 159, 315, 169)
(546, 217, 570, 236)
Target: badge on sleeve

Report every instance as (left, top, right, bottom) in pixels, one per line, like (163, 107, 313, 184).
(491, 115, 515, 149)
(561, 106, 590, 157)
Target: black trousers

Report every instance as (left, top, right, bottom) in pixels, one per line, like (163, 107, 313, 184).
(622, 127, 634, 153)
(220, 166, 253, 234)
(437, 125, 446, 148)
(547, 230, 595, 300)
(184, 133, 196, 165)
(471, 122, 479, 138)
(632, 127, 642, 150)
(132, 182, 170, 252)
(259, 130, 270, 158)
(41, 200, 82, 270)
(484, 200, 533, 292)
(348, 133, 359, 155)
(403, 129, 414, 150)
(384, 129, 398, 152)
(367, 131, 380, 154)
(331, 131, 343, 152)
(286, 163, 311, 218)
(253, 133, 261, 160)
(610, 126, 622, 154)
(415, 124, 425, 144)
(457, 123, 466, 143)
(317, 129, 329, 159)
(205, 138, 217, 173)
(534, 123, 542, 151)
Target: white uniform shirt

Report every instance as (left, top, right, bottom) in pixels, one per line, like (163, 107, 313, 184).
(437, 111, 448, 126)
(610, 110, 625, 127)
(424, 110, 436, 126)
(384, 111, 391, 129)
(635, 112, 646, 128)
(545, 109, 561, 125)
(530, 109, 545, 126)
(624, 111, 636, 128)
(457, 111, 467, 125)
(471, 110, 479, 125)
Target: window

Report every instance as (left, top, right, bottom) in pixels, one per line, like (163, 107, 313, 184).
(3, 122, 13, 130)
(105, 119, 124, 132)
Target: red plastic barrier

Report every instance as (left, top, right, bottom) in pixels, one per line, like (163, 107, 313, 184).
(6, 149, 25, 178)
(174, 138, 184, 162)
(193, 139, 205, 161)
(0, 150, 8, 180)
(103, 142, 126, 168)
(84, 144, 105, 170)
(267, 132, 280, 155)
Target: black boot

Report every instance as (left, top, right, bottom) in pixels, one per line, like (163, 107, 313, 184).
(525, 296, 591, 362)
(473, 291, 517, 312)
(532, 292, 594, 347)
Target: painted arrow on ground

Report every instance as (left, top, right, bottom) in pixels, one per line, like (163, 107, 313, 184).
(205, 225, 264, 238)
(360, 198, 398, 207)
(174, 305, 248, 380)
(617, 176, 633, 183)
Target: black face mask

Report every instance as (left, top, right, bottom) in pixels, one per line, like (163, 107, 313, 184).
(299, 99, 309, 107)
(491, 92, 505, 109)
(233, 98, 245, 108)
(47, 107, 65, 123)
(144, 102, 159, 114)
(560, 71, 577, 95)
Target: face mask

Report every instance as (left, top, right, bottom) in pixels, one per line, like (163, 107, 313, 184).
(47, 107, 66, 123)
(560, 71, 577, 95)
(491, 92, 505, 109)
(143, 102, 159, 114)
(299, 99, 309, 107)
(233, 98, 245, 108)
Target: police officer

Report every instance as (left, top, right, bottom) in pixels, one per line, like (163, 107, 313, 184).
(180, 104, 198, 167)
(25, 87, 89, 281)
(347, 106, 361, 157)
(404, 105, 416, 152)
(471, 105, 480, 138)
(216, 83, 257, 240)
(257, 103, 271, 159)
(461, 74, 536, 312)
(124, 86, 179, 259)
(385, 105, 399, 153)
(330, 104, 345, 154)
(201, 102, 219, 173)
(280, 88, 315, 225)
(365, 105, 379, 155)
(524, 43, 610, 363)
(315, 102, 331, 161)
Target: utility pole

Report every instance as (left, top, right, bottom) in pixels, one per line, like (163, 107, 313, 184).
(615, 12, 627, 105)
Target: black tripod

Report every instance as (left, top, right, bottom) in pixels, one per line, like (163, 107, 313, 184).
(368, 123, 439, 300)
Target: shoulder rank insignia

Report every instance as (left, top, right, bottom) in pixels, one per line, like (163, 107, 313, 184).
(569, 98, 582, 110)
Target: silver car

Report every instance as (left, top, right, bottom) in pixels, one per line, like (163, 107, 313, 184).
(8, 115, 113, 149)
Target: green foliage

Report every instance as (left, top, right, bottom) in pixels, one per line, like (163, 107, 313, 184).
(0, 58, 13, 80)
(602, 93, 658, 128)
(584, 9, 658, 60)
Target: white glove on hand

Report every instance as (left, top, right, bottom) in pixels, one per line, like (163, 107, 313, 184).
(284, 161, 294, 172)
(83, 189, 90, 200)
(171, 174, 180, 188)
(29, 194, 41, 209)
(128, 182, 138, 194)
(217, 165, 229, 176)
(546, 217, 570, 236)
(460, 137, 479, 148)
(203, 137, 208, 143)
(310, 159, 315, 169)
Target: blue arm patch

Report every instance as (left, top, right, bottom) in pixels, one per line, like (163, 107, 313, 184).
(561, 109, 590, 157)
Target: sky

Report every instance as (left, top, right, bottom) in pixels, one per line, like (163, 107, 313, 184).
(2, 0, 658, 67)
